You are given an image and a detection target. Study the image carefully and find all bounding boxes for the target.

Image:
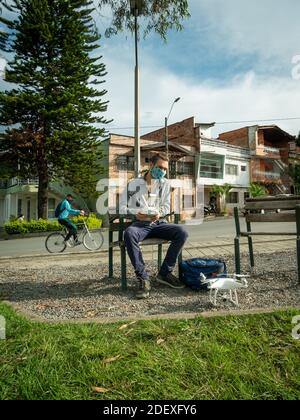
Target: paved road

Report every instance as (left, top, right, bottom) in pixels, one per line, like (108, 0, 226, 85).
(0, 218, 296, 258)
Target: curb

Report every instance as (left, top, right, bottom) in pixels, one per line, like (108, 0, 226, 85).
(3, 300, 300, 324)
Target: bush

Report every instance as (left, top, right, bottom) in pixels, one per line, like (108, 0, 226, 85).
(72, 213, 102, 230)
(4, 215, 102, 235)
(4, 221, 30, 234)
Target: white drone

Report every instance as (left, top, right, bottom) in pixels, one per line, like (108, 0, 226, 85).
(200, 273, 250, 307)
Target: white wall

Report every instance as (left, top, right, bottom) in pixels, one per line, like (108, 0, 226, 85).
(0, 199, 4, 225)
(200, 139, 250, 188)
(0, 192, 59, 226)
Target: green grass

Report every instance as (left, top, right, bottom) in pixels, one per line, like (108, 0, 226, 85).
(0, 302, 300, 400)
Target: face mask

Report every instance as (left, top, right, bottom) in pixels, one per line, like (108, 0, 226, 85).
(150, 166, 167, 180)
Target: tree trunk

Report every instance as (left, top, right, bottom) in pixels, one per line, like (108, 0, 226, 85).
(37, 142, 49, 219)
(38, 171, 49, 219)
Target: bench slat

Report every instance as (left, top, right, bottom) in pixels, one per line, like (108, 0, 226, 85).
(241, 232, 296, 236)
(246, 196, 300, 202)
(245, 200, 300, 210)
(246, 213, 296, 223)
(109, 238, 170, 248)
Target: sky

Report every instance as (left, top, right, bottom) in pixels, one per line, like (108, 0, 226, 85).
(1, 0, 300, 138)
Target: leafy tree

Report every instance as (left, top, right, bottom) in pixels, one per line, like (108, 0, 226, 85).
(0, 0, 110, 218)
(97, 0, 190, 40)
(211, 184, 233, 214)
(248, 183, 267, 198)
(289, 164, 300, 194)
(296, 131, 300, 147)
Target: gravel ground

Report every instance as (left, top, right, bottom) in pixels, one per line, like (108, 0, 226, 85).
(0, 251, 299, 321)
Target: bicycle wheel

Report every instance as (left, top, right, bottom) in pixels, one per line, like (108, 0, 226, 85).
(45, 232, 67, 253)
(83, 230, 104, 251)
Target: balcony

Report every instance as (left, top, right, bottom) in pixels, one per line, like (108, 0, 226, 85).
(252, 170, 282, 183)
(0, 178, 39, 191)
(7, 177, 39, 187)
(255, 145, 281, 159)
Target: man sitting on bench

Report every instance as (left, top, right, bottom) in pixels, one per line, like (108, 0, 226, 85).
(120, 153, 188, 299)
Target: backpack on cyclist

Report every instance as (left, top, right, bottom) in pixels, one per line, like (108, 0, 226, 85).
(180, 258, 227, 291)
(55, 201, 64, 218)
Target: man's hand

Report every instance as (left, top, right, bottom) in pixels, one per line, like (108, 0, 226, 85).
(136, 212, 150, 222)
(136, 212, 160, 222)
(80, 210, 85, 216)
(151, 213, 160, 222)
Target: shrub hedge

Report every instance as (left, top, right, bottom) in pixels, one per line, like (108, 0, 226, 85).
(4, 214, 102, 235)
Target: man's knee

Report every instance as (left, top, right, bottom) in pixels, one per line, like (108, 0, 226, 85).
(124, 226, 138, 243)
(175, 226, 188, 242)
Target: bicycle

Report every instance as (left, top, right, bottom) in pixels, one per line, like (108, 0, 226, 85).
(45, 218, 104, 253)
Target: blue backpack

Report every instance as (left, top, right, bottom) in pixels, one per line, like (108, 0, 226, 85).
(55, 201, 64, 218)
(180, 258, 227, 291)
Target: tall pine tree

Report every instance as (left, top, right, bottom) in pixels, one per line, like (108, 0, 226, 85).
(0, 0, 109, 218)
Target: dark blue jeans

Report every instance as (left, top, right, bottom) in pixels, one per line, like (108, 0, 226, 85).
(124, 221, 188, 280)
(58, 218, 78, 241)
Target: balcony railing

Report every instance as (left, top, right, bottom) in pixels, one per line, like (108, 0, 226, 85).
(256, 145, 281, 158)
(253, 170, 281, 180)
(3, 178, 39, 188)
(200, 170, 223, 179)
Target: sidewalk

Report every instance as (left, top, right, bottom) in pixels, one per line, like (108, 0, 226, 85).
(0, 235, 296, 267)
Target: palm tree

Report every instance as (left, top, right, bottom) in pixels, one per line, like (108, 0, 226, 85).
(211, 184, 233, 214)
(249, 183, 267, 198)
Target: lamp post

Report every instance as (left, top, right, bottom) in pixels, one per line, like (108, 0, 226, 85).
(165, 97, 181, 178)
(130, 0, 144, 177)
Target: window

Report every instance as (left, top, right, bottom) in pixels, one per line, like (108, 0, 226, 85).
(48, 198, 56, 219)
(183, 194, 195, 209)
(244, 192, 250, 202)
(169, 161, 177, 178)
(241, 166, 247, 172)
(177, 161, 194, 176)
(200, 155, 224, 179)
(116, 156, 134, 171)
(227, 192, 239, 204)
(226, 164, 238, 176)
(17, 199, 22, 217)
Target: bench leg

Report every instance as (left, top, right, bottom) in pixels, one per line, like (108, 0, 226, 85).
(297, 238, 300, 285)
(296, 206, 300, 284)
(246, 221, 255, 269)
(158, 244, 162, 272)
(109, 230, 113, 278)
(120, 243, 127, 291)
(178, 251, 183, 281)
(235, 237, 241, 275)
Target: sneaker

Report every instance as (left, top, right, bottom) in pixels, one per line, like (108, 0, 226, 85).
(135, 278, 151, 299)
(74, 240, 82, 247)
(156, 272, 185, 289)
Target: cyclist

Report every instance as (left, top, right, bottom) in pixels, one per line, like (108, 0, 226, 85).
(56, 194, 85, 246)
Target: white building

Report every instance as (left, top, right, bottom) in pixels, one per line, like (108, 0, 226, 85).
(198, 136, 251, 211)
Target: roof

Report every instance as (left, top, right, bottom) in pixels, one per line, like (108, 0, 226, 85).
(141, 141, 195, 157)
(257, 125, 295, 139)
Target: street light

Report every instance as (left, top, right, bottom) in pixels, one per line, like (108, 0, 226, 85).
(165, 97, 181, 177)
(130, 0, 145, 177)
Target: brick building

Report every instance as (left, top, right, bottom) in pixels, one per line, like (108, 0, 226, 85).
(219, 125, 299, 194)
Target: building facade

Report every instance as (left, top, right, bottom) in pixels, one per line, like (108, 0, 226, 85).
(219, 125, 299, 195)
(105, 117, 251, 217)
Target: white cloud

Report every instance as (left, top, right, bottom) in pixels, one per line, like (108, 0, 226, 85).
(0, 56, 6, 78)
(104, 51, 300, 138)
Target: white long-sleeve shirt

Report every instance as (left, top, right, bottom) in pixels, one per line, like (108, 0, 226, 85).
(119, 175, 171, 219)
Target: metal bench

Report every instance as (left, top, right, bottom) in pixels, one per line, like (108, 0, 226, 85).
(234, 196, 300, 283)
(108, 214, 182, 290)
